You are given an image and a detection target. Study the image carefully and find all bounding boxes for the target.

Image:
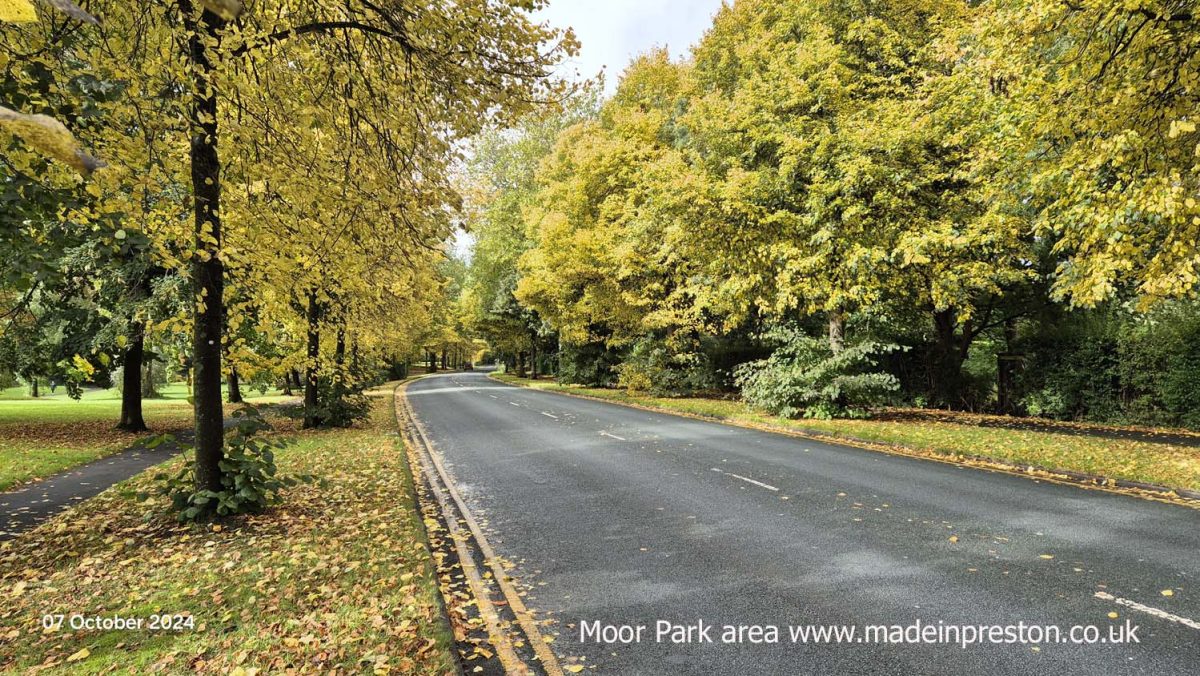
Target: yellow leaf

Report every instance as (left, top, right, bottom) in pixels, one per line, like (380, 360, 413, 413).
(66, 648, 90, 662)
(200, 0, 242, 19)
(1161, 589, 1174, 597)
(565, 666, 585, 673)
(0, 0, 37, 23)
(1039, 554, 1054, 560)
(38, 0, 98, 24)
(0, 106, 105, 174)
(948, 535, 958, 543)
(1107, 612, 1118, 619)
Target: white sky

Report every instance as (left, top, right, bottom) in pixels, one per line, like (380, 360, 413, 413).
(533, 0, 727, 95)
(454, 1, 726, 258)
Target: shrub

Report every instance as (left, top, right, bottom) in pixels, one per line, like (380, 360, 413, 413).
(147, 406, 308, 522)
(615, 337, 720, 396)
(735, 326, 904, 419)
(316, 376, 371, 428)
(557, 341, 623, 387)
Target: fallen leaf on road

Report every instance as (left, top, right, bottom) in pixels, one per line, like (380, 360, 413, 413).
(1039, 554, 1054, 560)
(948, 536, 958, 543)
(1161, 589, 1174, 597)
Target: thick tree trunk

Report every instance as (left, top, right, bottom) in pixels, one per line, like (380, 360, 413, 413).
(932, 308, 970, 410)
(441, 348, 448, 370)
(227, 366, 243, 403)
(118, 322, 148, 432)
(828, 309, 846, 355)
(517, 351, 527, 378)
(30, 377, 38, 398)
(290, 369, 302, 390)
(304, 291, 322, 429)
(184, 2, 229, 495)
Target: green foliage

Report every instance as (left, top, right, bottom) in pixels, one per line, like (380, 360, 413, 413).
(149, 407, 306, 522)
(556, 341, 623, 388)
(1018, 303, 1200, 427)
(316, 376, 371, 429)
(736, 327, 904, 419)
(615, 337, 720, 396)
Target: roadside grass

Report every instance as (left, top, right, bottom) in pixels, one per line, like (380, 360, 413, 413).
(0, 386, 455, 674)
(0, 389, 293, 491)
(492, 374, 1200, 492)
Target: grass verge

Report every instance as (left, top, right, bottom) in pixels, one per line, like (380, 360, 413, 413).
(0, 394, 287, 491)
(0, 387, 455, 674)
(492, 374, 1200, 494)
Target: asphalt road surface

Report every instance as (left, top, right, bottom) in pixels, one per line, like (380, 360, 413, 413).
(406, 371, 1200, 675)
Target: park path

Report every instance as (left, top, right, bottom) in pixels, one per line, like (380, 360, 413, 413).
(0, 434, 189, 541)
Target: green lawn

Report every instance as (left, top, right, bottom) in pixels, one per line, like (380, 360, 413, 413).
(0, 387, 455, 674)
(0, 386, 295, 491)
(493, 374, 1200, 494)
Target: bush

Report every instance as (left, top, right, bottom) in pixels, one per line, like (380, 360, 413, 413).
(615, 337, 720, 396)
(557, 341, 623, 387)
(147, 407, 307, 522)
(735, 326, 904, 419)
(316, 376, 371, 428)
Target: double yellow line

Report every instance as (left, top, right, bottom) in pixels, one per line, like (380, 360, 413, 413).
(396, 381, 566, 676)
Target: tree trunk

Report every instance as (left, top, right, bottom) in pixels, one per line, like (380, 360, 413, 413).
(227, 366, 243, 403)
(183, 2, 229, 495)
(118, 322, 148, 432)
(517, 351, 527, 378)
(30, 376, 38, 398)
(290, 369, 302, 390)
(142, 352, 156, 398)
(333, 324, 347, 404)
(441, 348, 448, 370)
(282, 374, 293, 396)
(828, 309, 846, 355)
(932, 308, 970, 410)
(304, 291, 322, 429)
(530, 337, 538, 380)
(997, 317, 1021, 415)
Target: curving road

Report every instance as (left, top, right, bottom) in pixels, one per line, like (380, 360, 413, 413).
(406, 371, 1200, 675)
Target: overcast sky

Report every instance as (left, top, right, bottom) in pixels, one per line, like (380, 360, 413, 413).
(533, 0, 727, 94)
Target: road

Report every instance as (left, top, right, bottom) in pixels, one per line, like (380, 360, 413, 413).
(405, 371, 1200, 675)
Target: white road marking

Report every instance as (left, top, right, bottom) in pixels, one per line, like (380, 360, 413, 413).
(540, 412, 558, 419)
(509, 402, 521, 407)
(599, 431, 626, 441)
(489, 395, 498, 399)
(1094, 591, 1200, 631)
(711, 467, 780, 492)
(407, 386, 512, 396)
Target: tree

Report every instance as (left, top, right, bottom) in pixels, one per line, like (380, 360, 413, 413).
(967, 1, 1200, 308)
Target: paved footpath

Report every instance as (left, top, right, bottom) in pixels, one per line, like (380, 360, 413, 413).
(0, 435, 188, 541)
